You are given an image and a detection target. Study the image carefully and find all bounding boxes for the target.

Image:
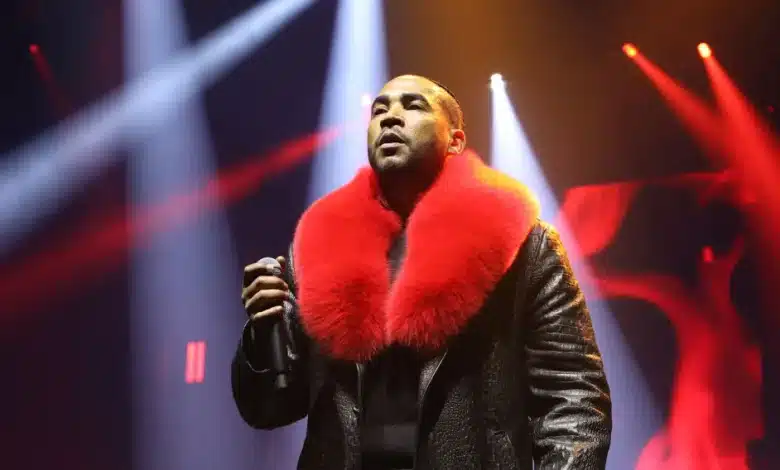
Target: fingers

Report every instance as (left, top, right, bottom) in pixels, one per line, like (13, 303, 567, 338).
(243, 262, 274, 287)
(242, 275, 288, 302)
(243, 287, 290, 315)
(243, 257, 286, 287)
(249, 305, 284, 322)
(241, 256, 291, 319)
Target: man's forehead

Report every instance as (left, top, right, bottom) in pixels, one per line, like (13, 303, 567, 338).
(377, 76, 440, 98)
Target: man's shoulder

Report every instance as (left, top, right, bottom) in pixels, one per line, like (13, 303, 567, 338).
(519, 219, 547, 253)
(514, 220, 568, 270)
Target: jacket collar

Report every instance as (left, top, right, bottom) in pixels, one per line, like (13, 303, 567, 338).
(292, 151, 539, 362)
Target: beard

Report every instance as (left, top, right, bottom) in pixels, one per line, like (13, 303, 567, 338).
(369, 137, 445, 176)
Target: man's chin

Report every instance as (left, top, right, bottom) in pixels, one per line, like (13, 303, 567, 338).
(373, 154, 411, 173)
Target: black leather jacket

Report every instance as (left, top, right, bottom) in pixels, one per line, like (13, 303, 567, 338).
(232, 222, 612, 469)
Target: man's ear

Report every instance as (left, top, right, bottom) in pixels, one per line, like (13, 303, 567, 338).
(448, 129, 466, 155)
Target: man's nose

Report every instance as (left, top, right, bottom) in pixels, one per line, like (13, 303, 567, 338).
(379, 113, 404, 129)
(379, 102, 405, 129)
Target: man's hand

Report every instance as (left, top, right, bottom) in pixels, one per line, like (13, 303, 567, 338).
(241, 256, 292, 322)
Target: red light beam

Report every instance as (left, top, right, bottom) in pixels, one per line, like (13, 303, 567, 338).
(629, 53, 728, 163)
(702, 49, 780, 336)
(0, 127, 341, 326)
(28, 44, 71, 116)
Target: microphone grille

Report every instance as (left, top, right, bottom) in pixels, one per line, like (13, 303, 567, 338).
(257, 257, 282, 277)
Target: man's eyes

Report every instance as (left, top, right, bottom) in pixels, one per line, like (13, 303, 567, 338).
(371, 102, 426, 115)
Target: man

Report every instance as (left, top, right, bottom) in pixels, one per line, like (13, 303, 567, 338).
(232, 75, 612, 469)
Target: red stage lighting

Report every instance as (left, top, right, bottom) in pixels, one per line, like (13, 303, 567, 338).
(185, 340, 206, 384)
(697, 43, 712, 59)
(622, 43, 638, 58)
(29, 44, 40, 54)
(702, 246, 714, 263)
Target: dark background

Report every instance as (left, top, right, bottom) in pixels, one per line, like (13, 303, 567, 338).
(1, 0, 777, 468)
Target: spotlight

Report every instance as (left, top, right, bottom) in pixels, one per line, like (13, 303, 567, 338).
(702, 246, 714, 263)
(697, 42, 712, 59)
(29, 44, 40, 54)
(490, 73, 504, 89)
(361, 93, 373, 107)
(622, 43, 638, 58)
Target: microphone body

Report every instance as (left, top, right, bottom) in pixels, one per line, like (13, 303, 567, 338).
(256, 257, 293, 389)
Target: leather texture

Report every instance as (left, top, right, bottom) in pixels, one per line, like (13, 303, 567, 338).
(231, 222, 612, 469)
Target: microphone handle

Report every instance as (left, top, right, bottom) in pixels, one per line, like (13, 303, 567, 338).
(253, 257, 291, 389)
(270, 319, 290, 389)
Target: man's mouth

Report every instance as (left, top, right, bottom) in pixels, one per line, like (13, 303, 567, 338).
(377, 131, 405, 147)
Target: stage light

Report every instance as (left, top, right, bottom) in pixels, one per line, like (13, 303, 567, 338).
(491, 72, 658, 469)
(697, 42, 712, 59)
(0, 0, 314, 256)
(29, 44, 39, 54)
(490, 73, 504, 89)
(309, 0, 387, 201)
(185, 340, 206, 384)
(622, 43, 638, 58)
(702, 246, 714, 263)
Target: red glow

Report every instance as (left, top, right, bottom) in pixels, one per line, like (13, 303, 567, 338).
(28, 43, 71, 116)
(629, 53, 729, 161)
(702, 52, 780, 297)
(597, 240, 761, 470)
(185, 341, 206, 384)
(623, 43, 638, 58)
(0, 128, 341, 323)
(559, 174, 762, 470)
(557, 181, 640, 257)
(702, 246, 714, 262)
(697, 42, 712, 59)
(630, 44, 780, 243)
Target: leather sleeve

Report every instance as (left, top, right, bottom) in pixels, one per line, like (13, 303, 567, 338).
(230, 245, 311, 429)
(524, 223, 612, 469)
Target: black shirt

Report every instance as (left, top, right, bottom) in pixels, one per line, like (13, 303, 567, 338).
(360, 345, 421, 469)
(360, 231, 420, 470)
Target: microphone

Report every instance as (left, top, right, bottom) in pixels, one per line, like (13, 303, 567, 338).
(255, 257, 293, 389)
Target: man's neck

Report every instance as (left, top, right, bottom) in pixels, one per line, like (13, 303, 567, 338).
(377, 173, 433, 221)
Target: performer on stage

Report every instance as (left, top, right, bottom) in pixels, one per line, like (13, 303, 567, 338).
(232, 75, 612, 470)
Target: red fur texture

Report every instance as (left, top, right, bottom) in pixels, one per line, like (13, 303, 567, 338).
(292, 151, 540, 362)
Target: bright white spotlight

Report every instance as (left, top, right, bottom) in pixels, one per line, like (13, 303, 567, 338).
(308, 0, 387, 202)
(490, 73, 505, 89)
(490, 77, 661, 469)
(0, 0, 315, 255)
(125, 0, 251, 468)
(697, 42, 712, 59)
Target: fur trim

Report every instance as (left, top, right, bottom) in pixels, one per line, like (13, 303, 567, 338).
(292, 150, 539, 362)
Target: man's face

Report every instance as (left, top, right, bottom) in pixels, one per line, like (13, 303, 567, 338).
(366, 76, 452, 176)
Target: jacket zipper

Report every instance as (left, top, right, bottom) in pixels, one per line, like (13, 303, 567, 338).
(355, 363, 365, 412)
(412, 351, 447, 469)
(354, 363, 365, 469)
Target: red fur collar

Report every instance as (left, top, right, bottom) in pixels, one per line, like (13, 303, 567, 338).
(292, 151, 539, 362)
